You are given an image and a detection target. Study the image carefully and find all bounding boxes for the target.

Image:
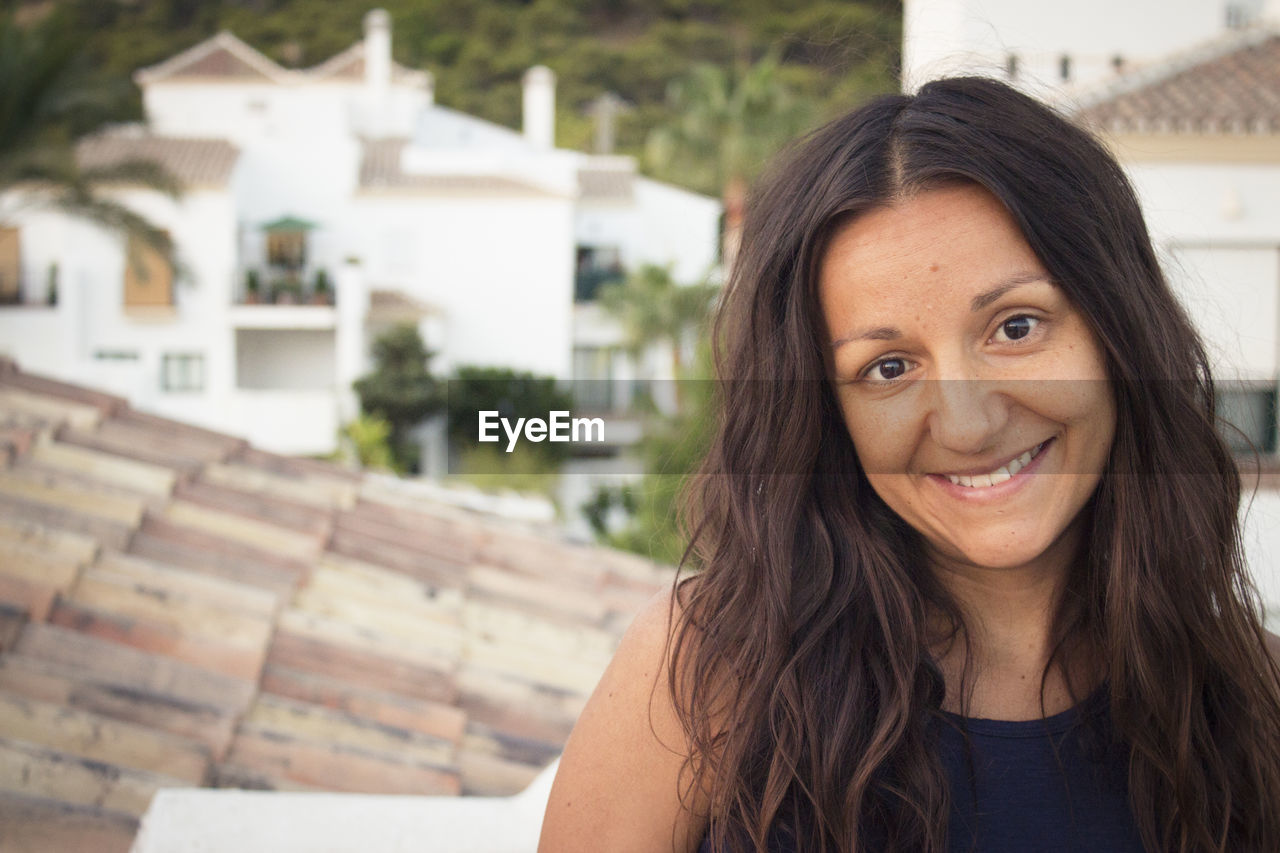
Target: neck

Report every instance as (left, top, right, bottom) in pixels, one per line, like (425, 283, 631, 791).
(925, 525, 1099, 718)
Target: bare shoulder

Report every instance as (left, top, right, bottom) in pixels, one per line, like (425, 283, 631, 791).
(539, 585, 708, 853)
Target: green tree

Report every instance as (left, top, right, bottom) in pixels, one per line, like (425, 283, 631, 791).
(591, 264, 719, 564)
(446, 365, 575, 462)
(597, 263, 717, 381)
(445, 365, 576, 498)
(0, 10, 181, 270)
(338, 414, 396, 472)
(352, 324, 445, 473)
(644, 48, 812, 270)
(590, 339, 716, 566)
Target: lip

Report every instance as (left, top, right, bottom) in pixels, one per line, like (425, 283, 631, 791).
(933, 439, 1049, 478)
(926, 437, 1055, 501)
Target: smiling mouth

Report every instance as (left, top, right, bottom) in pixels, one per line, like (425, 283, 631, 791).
(939, 440, 1050, 488)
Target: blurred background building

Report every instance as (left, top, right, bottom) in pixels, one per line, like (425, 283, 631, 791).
(0, 10, 719, 457)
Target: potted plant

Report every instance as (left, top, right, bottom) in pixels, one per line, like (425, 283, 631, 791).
(244, 269, 261, 304)
(271, 276, 302, 305)
(311, 269, 333, 305)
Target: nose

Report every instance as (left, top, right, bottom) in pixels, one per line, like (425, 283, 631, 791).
(925, 374, 1009, 456)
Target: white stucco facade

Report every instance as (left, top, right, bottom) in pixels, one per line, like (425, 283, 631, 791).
(0, 11, 720, 457)
(904, 0, 1278, 94)
(1120, 158, 1280, 381)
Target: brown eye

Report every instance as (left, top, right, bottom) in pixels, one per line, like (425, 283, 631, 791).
(871, 358, 908, 381)
(995, 315, 1037, 342)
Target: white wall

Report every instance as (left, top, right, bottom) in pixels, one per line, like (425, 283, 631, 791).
(236, 329, 336, 390)
(145, 81, 427, 146)
(350, 193, 576, 377)
(904, 0, 1231, 92)
(1239, 488, 1280, 628)
(574, 177, 720, 287)
(0, 186, 237, 409)
(1124, 162, 1280, 380)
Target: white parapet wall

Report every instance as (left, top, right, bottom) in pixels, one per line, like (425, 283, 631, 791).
(131, 759, 559, 853)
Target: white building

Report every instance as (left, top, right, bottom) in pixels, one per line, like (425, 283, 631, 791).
(903, 0, 1279, 95)
(904, 3, 1280, 621)
(0, 10, 720, 458)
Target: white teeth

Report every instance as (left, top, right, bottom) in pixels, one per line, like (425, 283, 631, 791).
(944, 441, 1046, 489)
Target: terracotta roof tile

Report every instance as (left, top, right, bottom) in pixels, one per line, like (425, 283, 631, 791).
(0, 604, 26, 653)
(0, 654, 236, 757)
(305, 42, 429, 87)
(0, 493, 135, 552)
(358, 139, 555, 195)
(259, 664, 467, 744)
(0, 737, 174, 817)
(15, 623, 256, 715)
(133, 32, 291, 86)
(0, 791, 137, 853)
(223, 730, 459, 795)
(0, 359, 670, 845)
(76, 136, 240, 188)
(1078, 30, 1280, 134)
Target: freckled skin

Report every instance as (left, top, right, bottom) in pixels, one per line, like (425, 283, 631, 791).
(818, 185, 1116, 578)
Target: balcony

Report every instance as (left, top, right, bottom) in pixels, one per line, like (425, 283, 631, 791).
(236, 268, 335, 307)
(231, 267, 336, 329)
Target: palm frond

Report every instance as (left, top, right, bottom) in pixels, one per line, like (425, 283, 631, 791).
(79, 159, 184, 198)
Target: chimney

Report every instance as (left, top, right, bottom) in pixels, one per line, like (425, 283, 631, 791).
(364, 9, 391, 94)
(522, 65, 556, 149)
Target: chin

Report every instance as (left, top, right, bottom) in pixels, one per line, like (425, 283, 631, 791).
(933, 529, 1062, 573)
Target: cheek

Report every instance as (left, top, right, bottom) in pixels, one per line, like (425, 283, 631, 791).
(840, 400, 916, 477)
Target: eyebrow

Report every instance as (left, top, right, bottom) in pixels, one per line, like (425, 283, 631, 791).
(830, 272, 1053, 350)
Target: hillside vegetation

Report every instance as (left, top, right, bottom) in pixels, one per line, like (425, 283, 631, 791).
(37, 0, 901, 191)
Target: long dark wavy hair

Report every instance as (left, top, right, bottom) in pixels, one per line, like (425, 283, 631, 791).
(670, 77, 1280, 852)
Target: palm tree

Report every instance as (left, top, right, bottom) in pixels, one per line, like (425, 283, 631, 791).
(598, 263, 717, 383)
(0, 10, 181, 270)
(644, 49, 812, 274)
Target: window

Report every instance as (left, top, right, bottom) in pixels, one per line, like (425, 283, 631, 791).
(1111, 55, 1126, 73)
(1058, 55, 1072, 82)
(1005, 54, 1019, 81)
(1226, 3, 1252, 29)
(124, 232, 173, 308)
(0, 227, 19, 304)
(267, 230, 306, 270)
(93, 350, 140, 361)
(1216, 382, 1277, 454)
(161, 353, 204, 392)
(575, 245, 625, 302)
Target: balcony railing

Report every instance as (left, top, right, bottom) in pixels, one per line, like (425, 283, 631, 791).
(236, 267, 335, 307)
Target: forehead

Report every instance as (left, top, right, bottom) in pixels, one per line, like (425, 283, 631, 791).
(818, 184, 1045, 316)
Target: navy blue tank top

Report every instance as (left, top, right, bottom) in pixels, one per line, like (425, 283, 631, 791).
(698, 684, 1145, 852)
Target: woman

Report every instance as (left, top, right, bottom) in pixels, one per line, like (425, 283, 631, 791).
(540, 77, 1280, 852)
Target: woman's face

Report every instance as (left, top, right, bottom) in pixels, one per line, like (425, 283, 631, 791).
(818, 183, 1116, 575)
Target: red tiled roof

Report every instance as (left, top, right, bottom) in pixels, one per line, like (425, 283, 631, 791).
(0, 355, 668, 848)
(1077, 29, 1280, 134)
(134, 32, 293, 86)
(76, 136, 239, 188)
(305, 42, 429, 86)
